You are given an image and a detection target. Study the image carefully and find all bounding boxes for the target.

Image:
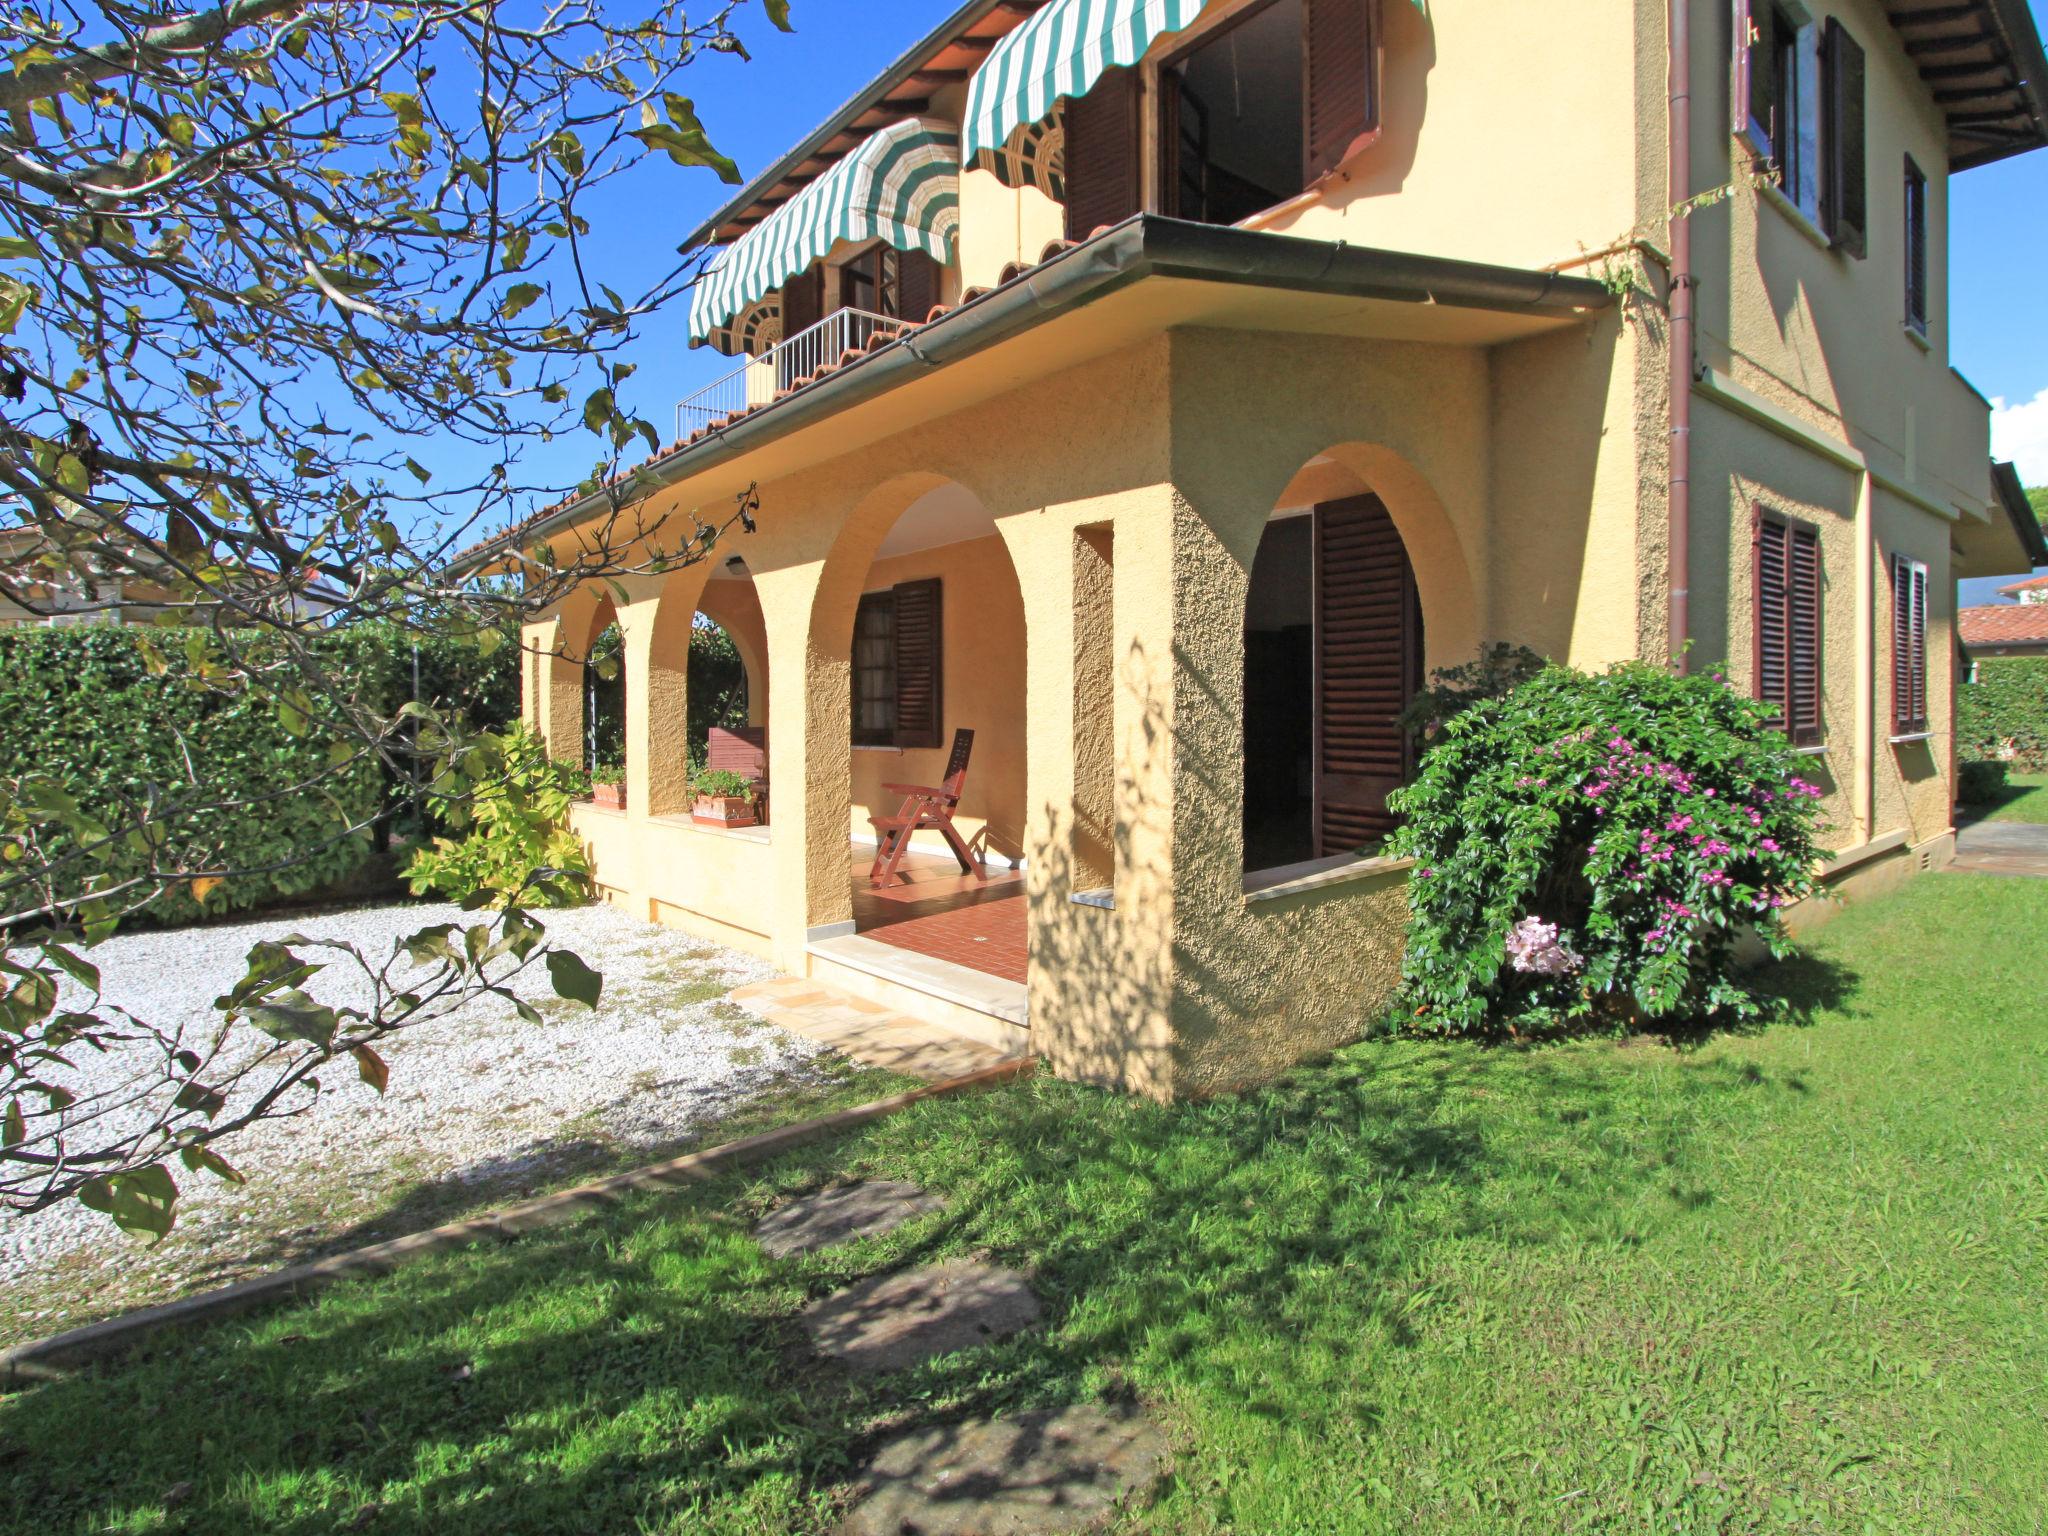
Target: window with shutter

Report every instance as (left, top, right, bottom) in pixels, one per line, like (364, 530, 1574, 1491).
(1820, 20, 1867, 257)
(1753, 511, 1824, 747)
(1313, 494, 1421, 855)
(1734, 0, 1781, 160)
(850, 579, 945, 750)
(1304, 0, 1380, 183)
(1063, 65, 1142, 241)
(1903, 157, 1928, 335)
(1891, 555, 1929, 734)
(891, 577, 944, 749)
(777, 265, 825, 391)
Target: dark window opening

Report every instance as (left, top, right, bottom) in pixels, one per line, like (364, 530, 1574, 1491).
(1903, 156, 1928, 335)
(852, 578, 944, 749)
(1243, 514, 1316, 869)
(1892, 555, 1928, 733)
(1162, 0, 1308, 226)
(840, 244, 900, 317)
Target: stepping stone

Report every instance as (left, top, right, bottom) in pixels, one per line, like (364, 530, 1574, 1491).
(752, 1181, 945, 1259)
(802, 1260, 1040, 1375)
(838, 1403, 1169, 1536)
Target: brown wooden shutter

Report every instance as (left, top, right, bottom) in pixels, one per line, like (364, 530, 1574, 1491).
(1064, 66, 1142, 241)
(1892, 557, 1928, 733)
(891, 577, 943, 749)
(1821, 19, 1867, 258)
(1754, 512, 1790, 727)
(1304, 0, 1381, 183)
(897, 249, 941, 324)
(782, 264, 823, 335)
(1788, 524, 1823, 745)
(1313, 494, 1421, 854)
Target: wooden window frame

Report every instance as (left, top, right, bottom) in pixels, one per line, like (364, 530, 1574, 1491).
(1891, 554, 1929, 736)
(1819, 17, 1867, 258)
(1752, 508, 1825, 748)
(851, 589, 898, 748)
(1903, 155, 1929, 336)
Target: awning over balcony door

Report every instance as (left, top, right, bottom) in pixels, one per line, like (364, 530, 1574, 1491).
(963, 0, 1215, 159)
(963, 0, 1430, 161)
(687, 118, 962, 349)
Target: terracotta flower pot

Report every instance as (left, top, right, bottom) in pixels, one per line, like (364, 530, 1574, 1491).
(591, 780, 626, 811)
(691, 794, 756, 828)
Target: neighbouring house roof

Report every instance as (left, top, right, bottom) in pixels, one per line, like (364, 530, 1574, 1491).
(1959, 603, 2048, 648)
(449, 215, 1612, 575)
(1997, 572, 2048, 597)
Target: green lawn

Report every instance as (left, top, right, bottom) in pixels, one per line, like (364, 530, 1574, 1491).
(1969, 771, 2048, 824)
(5, 874, 2045, 1535)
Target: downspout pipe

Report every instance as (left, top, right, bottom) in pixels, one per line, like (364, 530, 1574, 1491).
(1668, 0, 1694, 674)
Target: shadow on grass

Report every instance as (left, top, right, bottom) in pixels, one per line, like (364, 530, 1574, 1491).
(0, 1017, 1826, 1536)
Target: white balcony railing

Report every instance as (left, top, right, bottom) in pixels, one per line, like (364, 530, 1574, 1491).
(675, 307, 916, 441)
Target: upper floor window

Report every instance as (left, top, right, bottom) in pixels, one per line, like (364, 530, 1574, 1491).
(1903, 156, 1929, 335)
(1735, 3, 1867, 256)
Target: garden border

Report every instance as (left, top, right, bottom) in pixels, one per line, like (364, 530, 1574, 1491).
(0, 1056, 1033, 1390)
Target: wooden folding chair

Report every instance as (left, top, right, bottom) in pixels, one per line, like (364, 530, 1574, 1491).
(868, 728, 981, 886)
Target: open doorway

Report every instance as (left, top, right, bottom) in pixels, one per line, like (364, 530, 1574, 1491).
(1161, 0, 1307, 226)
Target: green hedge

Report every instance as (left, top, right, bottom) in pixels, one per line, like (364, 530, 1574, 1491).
(1960, 656, 2048, 771)
(0, 622, 516, 924)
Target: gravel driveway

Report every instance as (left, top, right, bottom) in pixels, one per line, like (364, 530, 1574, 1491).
(1, 900, 850, 1344)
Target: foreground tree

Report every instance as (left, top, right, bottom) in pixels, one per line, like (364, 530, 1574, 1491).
(0, 0, 789, 1235)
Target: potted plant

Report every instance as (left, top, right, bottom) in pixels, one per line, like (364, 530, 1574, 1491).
(590, 762, 626, 812)
(691, 767, 757, 828)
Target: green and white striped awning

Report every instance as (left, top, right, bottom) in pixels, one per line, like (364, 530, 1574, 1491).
(688, 117, 962, 347)
(963, 0, 1216, 158)
(964, 0, 1430, 160)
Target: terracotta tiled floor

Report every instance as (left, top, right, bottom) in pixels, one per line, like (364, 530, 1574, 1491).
(851, 849, 1028, 985)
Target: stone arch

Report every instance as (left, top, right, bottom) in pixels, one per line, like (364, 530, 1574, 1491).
(1234, 443, 1478, 869)
(799, 469, 1026, 932)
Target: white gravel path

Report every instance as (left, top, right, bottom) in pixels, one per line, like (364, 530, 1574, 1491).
(0, 901, 830, 1323)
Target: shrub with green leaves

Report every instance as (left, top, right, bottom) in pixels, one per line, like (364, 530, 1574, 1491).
(1958, 656, 2048, 770)
(404, 722, 592, 908)
(1387, 662, 1828, 1034)
(0, 626, 387, 924)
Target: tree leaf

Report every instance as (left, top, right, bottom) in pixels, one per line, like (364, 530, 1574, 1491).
(763, 0, 795, 32)
(173, 1080, 227, 1117)
(545, 949, 602, 1010)
(500, 282, 543, 320)
(2, 1099, 23, 1147)
(352, 1044, 389, 1094)
(189, 875, 223, 905)
(78, 1165, 179, 1242)
(243, 991, 339, 1048)
(179, 1144, 245, 1185)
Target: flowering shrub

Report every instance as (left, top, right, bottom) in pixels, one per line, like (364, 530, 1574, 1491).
(1386, 662, 1828, 1034)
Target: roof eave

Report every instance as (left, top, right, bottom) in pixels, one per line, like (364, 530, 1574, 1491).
(452, 216, 1612, 576)
(1992, 460, 2048, 566)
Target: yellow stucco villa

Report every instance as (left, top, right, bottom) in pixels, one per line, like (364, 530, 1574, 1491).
(460, 0, 2048, 1098)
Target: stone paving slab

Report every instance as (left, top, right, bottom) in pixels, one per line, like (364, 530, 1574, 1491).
(730, 977, 1018, 1082)
(803, 1260, 1040, 1375)
(1953, 820, 2048, 877)
(838, 1403, 1169, 1536)
(753, 1181, 946, 1259)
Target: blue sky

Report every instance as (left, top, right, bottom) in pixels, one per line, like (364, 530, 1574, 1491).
(591, 1, 2048, 589)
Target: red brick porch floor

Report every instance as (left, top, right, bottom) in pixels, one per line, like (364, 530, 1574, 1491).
(851, 848, 1027, 986)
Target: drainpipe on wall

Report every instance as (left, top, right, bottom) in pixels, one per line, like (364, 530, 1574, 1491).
(1667, 0, 1694, 674)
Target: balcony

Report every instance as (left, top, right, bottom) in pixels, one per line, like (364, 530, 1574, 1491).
(676, 307, 917, 441)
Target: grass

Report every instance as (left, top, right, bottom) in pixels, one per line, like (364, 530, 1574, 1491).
(1966, 771, 2048, 824)
(4, 874, 2045, 1534)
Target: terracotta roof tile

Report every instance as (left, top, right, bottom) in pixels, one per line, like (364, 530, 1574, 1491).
(1996, 572, 2048, 596)
(1959, 603, 2048, 647)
